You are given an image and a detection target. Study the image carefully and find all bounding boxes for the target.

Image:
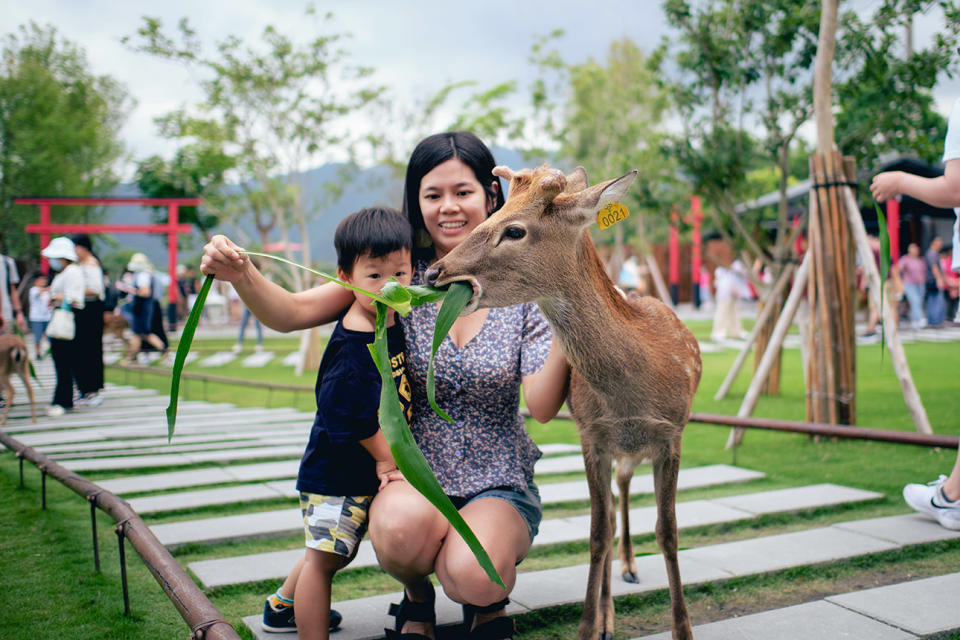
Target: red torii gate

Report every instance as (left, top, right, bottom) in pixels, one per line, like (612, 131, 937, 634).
(18, 197, 198, 304)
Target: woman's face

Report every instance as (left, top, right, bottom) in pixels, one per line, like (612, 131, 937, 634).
(418, 158, 495, 260)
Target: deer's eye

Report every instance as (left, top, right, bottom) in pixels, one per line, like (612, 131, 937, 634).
(503, 226, 526, 240)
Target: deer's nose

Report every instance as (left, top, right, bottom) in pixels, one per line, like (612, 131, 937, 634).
(424, 267, 440, 286)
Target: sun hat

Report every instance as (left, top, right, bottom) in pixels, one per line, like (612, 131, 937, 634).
(41, 237, 78, 262)
(127, 253, 154, 272)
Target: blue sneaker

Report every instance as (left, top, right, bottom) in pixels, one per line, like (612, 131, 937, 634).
(261, 599, 343, 632)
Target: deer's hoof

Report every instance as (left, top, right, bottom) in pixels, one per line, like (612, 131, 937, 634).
(621, 569, 639, 584)
(598, 632, 613, 640)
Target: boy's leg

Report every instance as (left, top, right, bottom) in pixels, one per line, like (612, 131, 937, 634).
(295, 548, 348, 640)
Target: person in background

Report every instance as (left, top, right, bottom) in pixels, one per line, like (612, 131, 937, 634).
(121, 253, 167, 363)
(42, 237, 84, 417)
(0, 251, 26, 334)
(896, 243, 928, 329)
(871, 95, 960, 530)
(923, 236, 947, 327)
(940, 245, 959, 322)
(710, 260, 749, 342)
(70, 234, 105, 406)
(27, 273, 52, 359)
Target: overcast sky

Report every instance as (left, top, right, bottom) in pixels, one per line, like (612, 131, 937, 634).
(8, 1, 960, 180)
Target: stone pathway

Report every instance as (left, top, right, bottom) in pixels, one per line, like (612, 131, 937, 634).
(240, 514, 960, 640)
(190, 483, 878, 588)
(636, 571, 960, 639)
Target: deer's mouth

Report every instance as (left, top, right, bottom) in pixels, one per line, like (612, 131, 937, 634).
(435, 275, 482, 315)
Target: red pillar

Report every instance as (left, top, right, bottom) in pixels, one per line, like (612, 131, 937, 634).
(886, 199, 900, 264)
(690, 196, 703, 308)
(669, 206, 679, 305)
(40, 203, 51, 274)
(168, 204, 179, 304)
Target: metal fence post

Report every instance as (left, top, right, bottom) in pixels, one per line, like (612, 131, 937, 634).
(116, 523, 130, 616)
(18, 453, 24, 488)
(41, 467, 47, 509)
(89, 496, 101, 572)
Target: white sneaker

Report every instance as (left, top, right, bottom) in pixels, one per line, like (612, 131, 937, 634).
(231, 343, 243, 354)
(254, 344, 264, 353)
(903, 475, 960, 530)
(81, 393, 103, 408)
(46, 404, 65, 417)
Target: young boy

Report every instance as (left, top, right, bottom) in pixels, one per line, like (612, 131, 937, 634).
(262, 207, 413, 639)
(28, 273, 52, 359)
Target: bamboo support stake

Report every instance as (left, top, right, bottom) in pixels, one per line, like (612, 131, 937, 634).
(808, 163, 838, 424)
(715, 262, 796, 400)
(646, 253, 673, 306)
(840, 188, 933, 434)
(725, 251, 812, 448)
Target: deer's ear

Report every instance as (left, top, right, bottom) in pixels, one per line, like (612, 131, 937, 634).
(555, 170, 637, 227)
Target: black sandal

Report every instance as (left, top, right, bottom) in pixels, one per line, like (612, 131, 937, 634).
(384, 584, 436, 640)
(462, 598, 515, 639)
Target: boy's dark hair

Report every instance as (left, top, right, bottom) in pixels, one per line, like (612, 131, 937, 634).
(401, 132, 505, 261)
(335, 207, 412, 274)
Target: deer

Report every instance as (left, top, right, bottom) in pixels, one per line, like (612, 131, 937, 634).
(0, 334, 37, 425)
(427, 165, 701, 640)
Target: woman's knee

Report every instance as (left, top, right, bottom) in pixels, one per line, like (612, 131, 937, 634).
(436, 545, 513, 606)
(368, 484, 446, 569)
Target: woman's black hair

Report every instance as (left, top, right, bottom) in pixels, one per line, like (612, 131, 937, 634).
(334, 207, 412, 274)
(70, 233, 99, 261)
(401, 131, 505, 261)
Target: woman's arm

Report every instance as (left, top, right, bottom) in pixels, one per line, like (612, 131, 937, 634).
(870, 159, 960, 207)
(522, 336, 570, 423)
(200, 234, 353, 332)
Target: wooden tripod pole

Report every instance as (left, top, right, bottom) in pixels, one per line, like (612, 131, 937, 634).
(715, 262, 796, 400)
(725, 251, 811, 448)
(841, 188, 932, 434)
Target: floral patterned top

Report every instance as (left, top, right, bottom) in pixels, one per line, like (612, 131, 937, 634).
(400, 259, 552, 498)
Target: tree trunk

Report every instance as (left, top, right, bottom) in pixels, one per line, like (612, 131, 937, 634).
(813, 0, 838, 153)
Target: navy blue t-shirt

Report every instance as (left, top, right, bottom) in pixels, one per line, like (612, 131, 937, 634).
(296, 318, 411, 496)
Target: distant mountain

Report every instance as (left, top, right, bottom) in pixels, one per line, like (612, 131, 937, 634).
(105, 145, 530, 269)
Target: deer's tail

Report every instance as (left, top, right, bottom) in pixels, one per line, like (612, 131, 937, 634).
(10, 345, 27, 364)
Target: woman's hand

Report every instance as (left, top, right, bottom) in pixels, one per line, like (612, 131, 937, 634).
(200, 235, 251, 284)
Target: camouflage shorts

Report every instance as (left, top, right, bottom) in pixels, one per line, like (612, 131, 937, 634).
(299, 493, 372, 557)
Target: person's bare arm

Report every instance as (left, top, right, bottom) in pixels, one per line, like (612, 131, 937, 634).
(358, 430, 403, 490)
(200, 234, 353, 331)
(871, 158, 960, 207)
(522, 336, 571, 423)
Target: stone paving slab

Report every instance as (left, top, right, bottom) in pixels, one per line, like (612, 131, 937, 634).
(153, 508, 305, 547)
(98, 460, 302, 494)
(129, 483, 289, 515)
(250, 513, 957, 640)
(713, 483, 883, 515)
(34, 428, 301, 456)
(199, 351, 237, 367)
(10, 405, 307, 433)
(538, 443, 582, 456)
(834, 512, 960, 545)
(282, 352, 302, 367)
(826, 572, 960, 636)
(636, 600, 916, 640)
(242, 351, 275, 367)
(60, 444, 308, 471)
(532, 454, 584, 474)
(45, 433, 308, 460)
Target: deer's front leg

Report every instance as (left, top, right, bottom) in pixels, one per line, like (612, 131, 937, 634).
(579, 441, 614, 640)
(652, 444, 693, 640)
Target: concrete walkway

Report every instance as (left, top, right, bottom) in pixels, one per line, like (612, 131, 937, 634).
(241, 514, 960, 640)
(190, 483, 879, 588)
(637, 571, 960, 639)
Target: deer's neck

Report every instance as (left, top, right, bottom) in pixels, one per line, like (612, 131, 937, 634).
(537, 232, 642, 387)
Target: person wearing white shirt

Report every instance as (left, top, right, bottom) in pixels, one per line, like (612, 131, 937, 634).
(27, 273, 52, 359)
(41, 237, 85, 417)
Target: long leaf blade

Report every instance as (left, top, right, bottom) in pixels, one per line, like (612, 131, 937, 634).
(166, 273, 213, 441)
(875, 202, 891, 361)
(368, 302, 504, 587)
(427, 282, 474, 422)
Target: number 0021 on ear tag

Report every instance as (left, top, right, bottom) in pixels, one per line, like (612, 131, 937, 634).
(597, 202, 630, 230)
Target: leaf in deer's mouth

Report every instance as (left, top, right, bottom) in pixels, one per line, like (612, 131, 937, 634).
(427, 281, 475, 422)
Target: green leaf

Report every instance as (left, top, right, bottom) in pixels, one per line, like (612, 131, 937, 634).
(426, 282, 474, 422)
(166, 273, 213, 440)
(874, 202, 891, 361)
(368, 302, 504, 588)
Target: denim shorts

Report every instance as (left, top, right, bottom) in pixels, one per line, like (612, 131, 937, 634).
(450, 479, 542, 545)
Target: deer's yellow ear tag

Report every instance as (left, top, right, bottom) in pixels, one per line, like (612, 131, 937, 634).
(597, 202, 630, 230)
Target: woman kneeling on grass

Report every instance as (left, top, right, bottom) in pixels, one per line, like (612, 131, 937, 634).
(202, 131, 570, 639)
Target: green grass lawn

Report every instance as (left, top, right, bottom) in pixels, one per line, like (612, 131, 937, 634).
(3, 321, 959, 638)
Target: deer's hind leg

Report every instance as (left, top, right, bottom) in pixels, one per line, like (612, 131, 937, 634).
(0, 376, 14, 425)
(18, 366, 36, 423)
(578, 437, 616, 640)
(615, 453, 643, 583)
(652, 439, 692, 640)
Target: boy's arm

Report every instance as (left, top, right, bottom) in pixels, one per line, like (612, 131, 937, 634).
(870, 159, 960, 207)
(358, 429, 403, 490)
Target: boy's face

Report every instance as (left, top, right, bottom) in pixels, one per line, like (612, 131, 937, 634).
(35, 276, 47, 287)
(338, 248, 413, 318)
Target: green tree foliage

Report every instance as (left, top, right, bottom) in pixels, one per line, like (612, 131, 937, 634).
(0, 23, 130, 258)
(125, 10, 385, 291)
(835, 0, 960, 167)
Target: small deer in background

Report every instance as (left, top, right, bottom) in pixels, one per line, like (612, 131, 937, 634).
(428, 165, 701, 640)
(0, 334, 37, 425)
